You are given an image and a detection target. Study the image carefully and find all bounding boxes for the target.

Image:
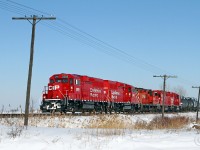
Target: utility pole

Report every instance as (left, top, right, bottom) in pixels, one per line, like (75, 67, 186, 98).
(192, 86, 200, 123)
(153, 75, 177, 119)
(12, 15, 56, 126)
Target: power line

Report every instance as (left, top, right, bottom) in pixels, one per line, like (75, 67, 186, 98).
(45, 22, 166, 74)
(41, 21, 162, 74)
(7, 0, 52, 16)
(0, 0, 166, 74)
(56, 18, 168, 74)
(0, 0, 198, 93)
(0, 1, 34, 15)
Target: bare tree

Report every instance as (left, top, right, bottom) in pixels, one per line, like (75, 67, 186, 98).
(30, 98, 37, 114)
(1, 105, 4, 114)
(173, 85, 187, 97)
(19, 105, 22, 114)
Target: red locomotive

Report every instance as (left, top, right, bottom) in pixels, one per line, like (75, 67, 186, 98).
(40, 73, 181, 113)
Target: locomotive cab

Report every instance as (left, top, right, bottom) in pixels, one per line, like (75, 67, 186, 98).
(41, 74, 81, 113)
(41, 74, 69, 112)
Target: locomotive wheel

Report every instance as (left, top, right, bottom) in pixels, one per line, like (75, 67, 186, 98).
(71, 108, 75, 114)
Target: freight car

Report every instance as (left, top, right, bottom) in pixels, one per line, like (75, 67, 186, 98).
(180, 97, 198, 111)
(40, 73, 182, 113)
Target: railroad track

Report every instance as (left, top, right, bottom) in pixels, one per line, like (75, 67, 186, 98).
(0, 112, 87, 118)
(0, 111, 190, 118)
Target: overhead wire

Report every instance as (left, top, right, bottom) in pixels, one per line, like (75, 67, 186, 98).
(56, 17, 169, 74)
(1, 0, 165, 74)
(6, 0, 52, 16)
(43, 22, 161, 74)
(49, 21, 169, 74)
(1, 1, 134, 68)
(41, 21, 158, 73)
(0, 0, 198, 88)
(0, 1, 35, 15)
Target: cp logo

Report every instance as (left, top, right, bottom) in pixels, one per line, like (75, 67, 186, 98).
(48, 85, 60, 90)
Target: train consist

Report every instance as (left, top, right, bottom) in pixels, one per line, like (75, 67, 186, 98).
(40, 73, 198, 113)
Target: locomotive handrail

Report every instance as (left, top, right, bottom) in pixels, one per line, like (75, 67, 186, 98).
(58, 89, 68, 106)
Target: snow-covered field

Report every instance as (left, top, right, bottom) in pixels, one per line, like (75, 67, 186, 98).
(0, 112, 200, 150)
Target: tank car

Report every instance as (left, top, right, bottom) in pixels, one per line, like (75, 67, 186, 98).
(180, 97, 197, 111)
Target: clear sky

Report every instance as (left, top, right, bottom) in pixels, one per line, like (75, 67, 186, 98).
(0, 0, 200, 110)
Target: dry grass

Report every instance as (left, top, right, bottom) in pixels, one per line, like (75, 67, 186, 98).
(134, 116, 190, 130)
(0, 114, 193, 132)
(87, 114, 132, 129)
(85, 114, 133, 136)
(86, 114, 192, 136)
(87, 114, 191, 131)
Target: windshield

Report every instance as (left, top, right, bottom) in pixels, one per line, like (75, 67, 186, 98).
(54, 78, 68, 83)
(50, 79, 54, 83)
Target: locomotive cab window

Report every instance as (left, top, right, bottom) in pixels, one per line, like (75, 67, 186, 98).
(50, 79, 54, 83)
(148, 90, 152, 96)
(62, 78, 68, 83)
(70, 78, 73, 85)
(132, 89, 137, 93)
(75, 79, 80, 85)
(55, 79, 62, 83)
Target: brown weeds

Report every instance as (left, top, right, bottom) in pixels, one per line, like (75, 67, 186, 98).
(86, 114, 132, 136)
(87, 114, 132, 129)
(87, 114, 191, 131)
(0, 114, 193, 132)
(133, 116, 190, 130)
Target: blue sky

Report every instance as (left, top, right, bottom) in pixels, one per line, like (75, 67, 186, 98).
(0, 0, 200, 110)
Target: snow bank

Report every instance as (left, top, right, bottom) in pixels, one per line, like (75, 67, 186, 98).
(0, 112, 199, 150)
(0, 125, 200, 150)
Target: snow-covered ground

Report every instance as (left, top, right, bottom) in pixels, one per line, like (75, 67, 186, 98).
(0, 112, 200, 150)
